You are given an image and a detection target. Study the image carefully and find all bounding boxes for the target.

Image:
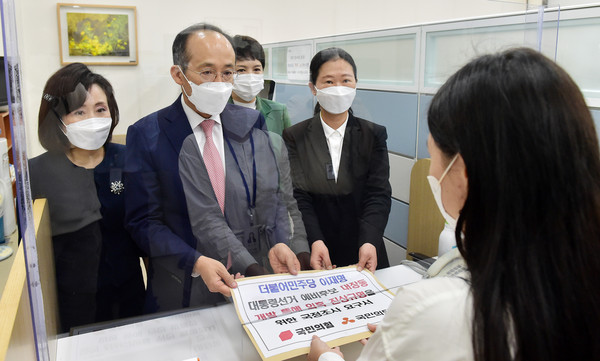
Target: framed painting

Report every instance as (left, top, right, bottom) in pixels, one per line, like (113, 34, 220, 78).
(57, 4, 138, 65)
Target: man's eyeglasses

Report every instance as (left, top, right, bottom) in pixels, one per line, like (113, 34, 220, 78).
(187, 68, 237, 82)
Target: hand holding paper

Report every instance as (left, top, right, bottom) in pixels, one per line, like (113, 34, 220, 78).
(359, 323, 377, 345)
(310, 240, 333, 270)
(357, 243, 377, 272)
(308, 335, 344, 361)
(268, 243, 300, 275)
(194, 255, 238, 297)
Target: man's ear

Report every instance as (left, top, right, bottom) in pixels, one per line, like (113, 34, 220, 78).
(308, 82, 317, 96)
(170, 65, 185, 86)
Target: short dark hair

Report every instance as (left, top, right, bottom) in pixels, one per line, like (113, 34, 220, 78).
(309, 47, 358, 114)
(172, 23, 232, 72)
(231, 35, 265, 68)
(38, 63, 119, 153)
(428, 47, 600, 361)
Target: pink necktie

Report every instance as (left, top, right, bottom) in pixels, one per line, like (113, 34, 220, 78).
(200, 119, 225, 213)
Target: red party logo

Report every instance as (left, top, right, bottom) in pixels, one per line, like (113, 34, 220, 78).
(279, 330, 293, 341)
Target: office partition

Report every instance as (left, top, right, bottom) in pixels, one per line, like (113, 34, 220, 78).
(264, 4, 600, 258)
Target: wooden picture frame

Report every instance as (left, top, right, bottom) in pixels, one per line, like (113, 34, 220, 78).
(57, 3, 138, 65)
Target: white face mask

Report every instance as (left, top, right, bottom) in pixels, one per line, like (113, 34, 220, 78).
(61, 117, 112, 150)
(179, 67, 233, 115)
(427, 154, 459, 230)
(315, 86, 356, 114)
(233, 73, 264, 102)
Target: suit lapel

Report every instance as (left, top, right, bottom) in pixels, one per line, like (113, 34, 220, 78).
(256, 97, 272, 116)
(160, 96, 194, 155)
(336, 114, 359, 191)
(304, 115, 341, 193)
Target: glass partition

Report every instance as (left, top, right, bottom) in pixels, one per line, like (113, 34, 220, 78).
(316, 30, 419, 90)
(554, 16, 600, 103)
(423, 20, 540, 89)
(263, 47, 271, 78)
(1, 0, 51, 360)
(3, 1, 600, 361)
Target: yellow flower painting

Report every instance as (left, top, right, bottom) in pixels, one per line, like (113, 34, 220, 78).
(66, 12, 130, 57)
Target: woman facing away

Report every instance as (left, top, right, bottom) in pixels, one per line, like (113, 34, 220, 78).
(308, 47, 600, 361)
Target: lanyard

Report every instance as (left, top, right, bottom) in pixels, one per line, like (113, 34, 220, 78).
(225, 132, 257, 219)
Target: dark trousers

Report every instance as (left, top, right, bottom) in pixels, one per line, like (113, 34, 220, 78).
(53, 221, 102, 333)
(96, 271, 145, 322)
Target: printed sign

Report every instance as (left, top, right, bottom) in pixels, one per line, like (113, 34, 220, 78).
(286, 45, 311, 81)
(231, 267, 395, 361)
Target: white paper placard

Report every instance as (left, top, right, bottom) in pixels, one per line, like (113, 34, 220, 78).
(286, 45, 311, 81)
(231, 267, 395, 361)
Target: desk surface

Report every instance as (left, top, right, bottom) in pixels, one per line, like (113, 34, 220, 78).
(0, 233, 19, 297)
(56, 265, 422, 361)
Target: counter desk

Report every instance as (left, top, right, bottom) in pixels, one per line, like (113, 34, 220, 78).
(0, 233, 18, 296)
(56, 265, 422, 361)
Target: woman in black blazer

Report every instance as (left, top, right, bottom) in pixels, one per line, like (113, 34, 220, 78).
(283, 48, 391, 272)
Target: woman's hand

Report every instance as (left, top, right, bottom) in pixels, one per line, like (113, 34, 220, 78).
(310, 240, 334, 270)
(359, 323, 378, 345)
(307, 335, 344, 361)
(357, 243, 377, 272)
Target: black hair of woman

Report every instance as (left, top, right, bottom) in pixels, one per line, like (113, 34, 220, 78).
(231, 35, 265, 68)
(428, 47, 600, 361)
(309, 47, 357, 115)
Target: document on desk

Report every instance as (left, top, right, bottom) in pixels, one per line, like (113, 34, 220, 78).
(231, 266, 396, 361)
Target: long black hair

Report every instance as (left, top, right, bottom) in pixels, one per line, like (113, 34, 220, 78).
(428, 47, 600, 361)
(309, 47, 357, 115)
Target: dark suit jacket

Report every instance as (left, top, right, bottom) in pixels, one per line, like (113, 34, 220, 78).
(283, 113, 391, 269)
(124, 97, 264, 312)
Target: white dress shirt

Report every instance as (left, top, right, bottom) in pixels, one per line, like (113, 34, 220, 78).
(232, 98, 257, 109)
(181, 96, 226, 174)
(320, 114, 348, 182)
(319, 277, 474, 361)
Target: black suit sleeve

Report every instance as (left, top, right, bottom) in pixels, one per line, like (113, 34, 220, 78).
(357, 125, 392, 249)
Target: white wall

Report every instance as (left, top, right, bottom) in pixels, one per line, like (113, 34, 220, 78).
(10, 0, 541, 156)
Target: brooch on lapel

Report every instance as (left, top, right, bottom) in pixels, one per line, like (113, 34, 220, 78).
(110, 180, 124, 195)
(109, 163, 124, 194)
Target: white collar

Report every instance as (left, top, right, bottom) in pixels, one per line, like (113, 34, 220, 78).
(232, 98, 257, 109)
(320, 113, 349, 138)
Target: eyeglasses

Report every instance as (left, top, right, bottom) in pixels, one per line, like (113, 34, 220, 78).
(186, 68, 237, 82)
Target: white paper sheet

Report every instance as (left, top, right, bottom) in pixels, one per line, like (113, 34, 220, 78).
(56, 306, 240, 361)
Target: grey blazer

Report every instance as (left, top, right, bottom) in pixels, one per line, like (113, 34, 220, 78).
(178, 113, 308, 275)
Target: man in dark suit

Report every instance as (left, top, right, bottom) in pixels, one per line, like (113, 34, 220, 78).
(124, 23, 299, 313)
